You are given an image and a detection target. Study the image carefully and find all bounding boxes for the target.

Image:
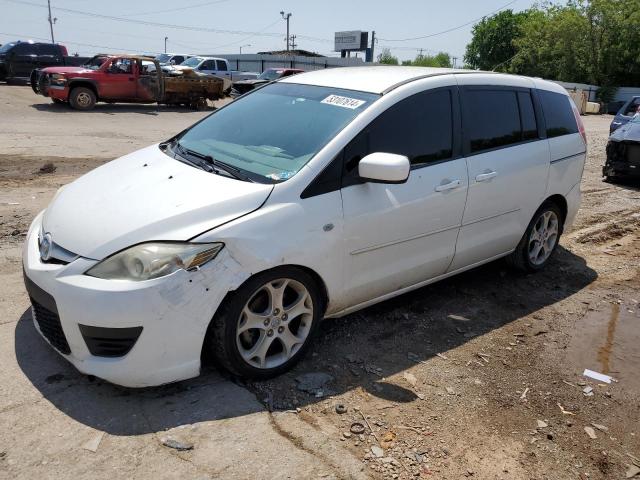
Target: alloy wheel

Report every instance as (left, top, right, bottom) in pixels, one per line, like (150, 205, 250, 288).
(528, 210, 559, 266)
(236, 278, 314, 369)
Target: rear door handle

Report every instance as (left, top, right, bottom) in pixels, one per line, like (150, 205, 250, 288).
(435, 179, 461, 192)
(475, 171, 498, 182)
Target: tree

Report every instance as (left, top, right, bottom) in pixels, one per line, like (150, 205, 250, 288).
(411, 52, 452, 68)
(464, 9, 529, 71)
(377, 48, 399, 65)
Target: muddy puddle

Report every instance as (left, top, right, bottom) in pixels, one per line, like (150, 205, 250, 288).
(565, 301, 640, 394)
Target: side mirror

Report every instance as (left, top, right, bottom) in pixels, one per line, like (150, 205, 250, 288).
(358, 152, 410, 184)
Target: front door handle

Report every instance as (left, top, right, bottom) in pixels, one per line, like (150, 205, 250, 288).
(435, 179, 461, 192)
(475, 171, 498, 182)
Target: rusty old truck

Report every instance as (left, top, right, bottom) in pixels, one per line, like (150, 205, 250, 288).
(30, 54, 225, 110)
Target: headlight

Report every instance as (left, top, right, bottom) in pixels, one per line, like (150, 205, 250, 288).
(50, 74, 67, 85)
(85, 242, 223, 281)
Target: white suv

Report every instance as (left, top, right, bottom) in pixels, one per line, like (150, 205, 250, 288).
(23, 67, 586, 387)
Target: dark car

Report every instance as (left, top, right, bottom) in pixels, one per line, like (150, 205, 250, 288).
(0, 40, 68, 82)
(230, 67, 303, 96)
(604, 114, 640, 181)
(609, 96, 640, 134)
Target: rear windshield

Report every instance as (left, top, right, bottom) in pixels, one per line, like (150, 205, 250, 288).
(178, 83, 379, 182)
(0, 43, 16, 53)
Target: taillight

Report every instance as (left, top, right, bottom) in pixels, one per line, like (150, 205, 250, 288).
(59, 45, 68, 57)
(570, 98, 587, 146)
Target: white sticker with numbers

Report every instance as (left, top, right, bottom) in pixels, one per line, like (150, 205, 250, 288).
(321, 94, 366, 109)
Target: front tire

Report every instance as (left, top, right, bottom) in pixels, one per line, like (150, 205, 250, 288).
(507, 202, 563, 272)
(69, 86, 96, 110)
(207, 267, 323, 379)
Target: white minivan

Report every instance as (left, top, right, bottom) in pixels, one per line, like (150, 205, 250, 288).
(23, 67, 586, 387)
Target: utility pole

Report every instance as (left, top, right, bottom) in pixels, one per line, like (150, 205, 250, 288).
(289, 34, 297, 51)
(452, 56, 457, 68)
(280, 11, 292, 51)
(370, 30, 375, 63)
(164, 36, 168, 53)
(47, 0, 55, 43)
(239, 44, 251, 54)
(418, 48, 424, 58)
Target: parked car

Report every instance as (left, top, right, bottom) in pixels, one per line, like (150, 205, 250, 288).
(0, 40, 68, 82)
(31, 54, 225, 110)
(610, 96, 640, 133)
(231, 68, 304, 96)
(603, 113, 640, 181)
(155, 53, 192, 66)
(23, 66, 586, 387)
(177, 56, 258, 82)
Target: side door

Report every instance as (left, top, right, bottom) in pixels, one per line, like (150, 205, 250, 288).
(341, 86, 469, 306)
(449, 85, 549, 271)
(99, 58, 138, 99)
(35, 43, 63, 69)
(215, 59, 231, 79)
(198, 59, 217, 75)
(9, 42, 37, 77)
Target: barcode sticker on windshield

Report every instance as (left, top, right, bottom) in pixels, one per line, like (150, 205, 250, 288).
(321, 95, 366, 109)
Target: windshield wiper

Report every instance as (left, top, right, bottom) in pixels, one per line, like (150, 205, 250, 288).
(182, 145, 253, 182)
(169, 140, 215, 173)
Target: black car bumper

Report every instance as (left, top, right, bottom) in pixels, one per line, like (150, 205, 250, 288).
(604, 141, 640, 178)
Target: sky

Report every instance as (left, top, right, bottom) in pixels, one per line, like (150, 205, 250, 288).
(0, 0, 540, 63)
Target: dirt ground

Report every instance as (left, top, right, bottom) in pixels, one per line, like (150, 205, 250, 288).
(0, 84, 639, 480)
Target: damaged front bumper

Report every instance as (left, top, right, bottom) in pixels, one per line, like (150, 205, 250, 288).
(604, 140, 640, 178)
(22, 212, 243, 387)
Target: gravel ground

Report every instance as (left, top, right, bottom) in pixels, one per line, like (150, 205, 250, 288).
(0, 85, 639, 480)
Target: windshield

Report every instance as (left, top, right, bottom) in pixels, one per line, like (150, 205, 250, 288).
(178, 83, 379, 182)
(180, 56, 203, 67)
(258, 69, 282, 81)
(156, 53, 172, 63)
(0, 42, 16, 53)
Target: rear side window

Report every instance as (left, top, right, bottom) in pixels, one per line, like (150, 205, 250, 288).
(538, 90, 578, 138)
(216, 60, 228, 71)
(37, 44, 58, 55)
(465, 90, 522, 153)
(367, 89, 453, 167)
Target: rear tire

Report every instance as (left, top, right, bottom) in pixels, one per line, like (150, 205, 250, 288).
(207, 267, 323, 380)
(507, 201, 563, 272)
(69, 86, 96, 110)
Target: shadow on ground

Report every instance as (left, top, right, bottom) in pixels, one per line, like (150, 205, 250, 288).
(15, 246, 597, 436)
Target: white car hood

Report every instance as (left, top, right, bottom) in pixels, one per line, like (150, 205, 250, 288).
(42, 145, 273, 260)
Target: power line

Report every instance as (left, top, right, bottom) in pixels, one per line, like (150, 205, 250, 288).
(378, 0, 518, 42)
(3, 0, 285, 39)
(124, 0, 231, 17)
(0, 31, 158, 53)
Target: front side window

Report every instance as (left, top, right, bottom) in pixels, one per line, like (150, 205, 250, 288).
(538, 90, 579, 138)
(177, 83, 378, 183)
(110, 58, 133, 74)
(344, 89, 454, 177)
(11, 43, 36, 55)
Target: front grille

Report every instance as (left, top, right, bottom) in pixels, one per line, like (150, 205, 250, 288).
(32, 300, 71, 355)
(79, 324, 143, 358)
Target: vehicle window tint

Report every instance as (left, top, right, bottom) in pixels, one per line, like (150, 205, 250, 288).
(538, 90, 578, 138)
(173, 56, 184, 64)
(37, 44, 58, 55)
(201, 60, 215, 70)
(465, 90, 521, 153)
(11, 43, 36, 54)
(624, 99, 640, 116)
(356, 90, 453, 169)
(518, 91, 538, 140)
(216, 60, 228, 71)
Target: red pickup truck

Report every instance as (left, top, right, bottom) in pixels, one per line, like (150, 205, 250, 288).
(31, 54, 224, 110)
